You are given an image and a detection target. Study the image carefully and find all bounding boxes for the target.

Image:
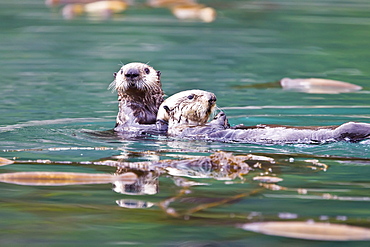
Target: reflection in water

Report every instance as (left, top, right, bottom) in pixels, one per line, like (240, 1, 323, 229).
(113, 170, 159, 195)
(0, 151, 337, 211)
(116, 198, 155, 208)
(1, 149, 370, 241)
(0, 151, 271, 207)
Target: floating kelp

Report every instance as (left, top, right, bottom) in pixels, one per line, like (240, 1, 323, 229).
(234, 78, 362, 94)
(0, 171, 137, 186)
(61, 0, 128, 19)
(45, 0, 105, 7)
(171, 4, 216, 23)
(240, 221, 370, 241)
(46, 0, 216, 22)
(0, 157, 14, 166)
(147, 0, 216, 22)
(253, 176, 283, 183)
(304, 159, 328, 171)
(147, 0, 197, 8)
(280, 78, 362, 94)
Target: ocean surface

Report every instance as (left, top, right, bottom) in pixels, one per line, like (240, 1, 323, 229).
(0, 0, 369, 246)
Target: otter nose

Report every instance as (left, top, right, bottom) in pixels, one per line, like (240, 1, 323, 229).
(208, 95, 217, 104)
(125, 68, 140, 79)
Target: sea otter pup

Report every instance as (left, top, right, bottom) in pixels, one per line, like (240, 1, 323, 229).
(156, 90, 370, 144)
(109, 62, 164, 132)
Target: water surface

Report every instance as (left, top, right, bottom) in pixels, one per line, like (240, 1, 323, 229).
(0, 0, 370, 246)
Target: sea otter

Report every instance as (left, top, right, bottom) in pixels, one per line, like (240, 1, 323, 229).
(156, 90, 370, 144)
(109, 62, 164, 132)
(156, 89, 217, 133)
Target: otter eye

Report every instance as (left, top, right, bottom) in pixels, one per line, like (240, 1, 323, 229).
(144, 68, 150, 74)
(187, 94, 194, 100)
(120, 70, 123, 74)
(113, 72, 117, 78)
(157, 70, 161, 77)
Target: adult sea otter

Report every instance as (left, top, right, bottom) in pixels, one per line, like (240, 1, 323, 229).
(156, 90, 370, 144)
(109, 62, 164, 132)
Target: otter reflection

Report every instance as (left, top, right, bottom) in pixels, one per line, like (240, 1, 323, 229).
(0, 151, 335, 213)
(0, 152, 277, 211)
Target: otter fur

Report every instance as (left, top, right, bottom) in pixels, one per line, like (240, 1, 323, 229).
(156, 90, 370, 144)
(109, 62, 164, 132)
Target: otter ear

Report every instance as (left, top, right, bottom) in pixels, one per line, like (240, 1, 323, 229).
(156, 70, 161, 78)
(113, 72, 117, 78)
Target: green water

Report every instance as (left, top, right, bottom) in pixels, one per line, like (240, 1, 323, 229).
(0, 0, 370, 246)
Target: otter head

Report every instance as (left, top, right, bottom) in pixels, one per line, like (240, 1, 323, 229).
(110, 62, 162, 96)
(110, 62, 165, 127)
(156, 89, 217, 131)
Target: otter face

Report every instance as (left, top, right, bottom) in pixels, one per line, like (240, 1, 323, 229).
(157, 90, 217, 127)
(109, 62, 162, 94)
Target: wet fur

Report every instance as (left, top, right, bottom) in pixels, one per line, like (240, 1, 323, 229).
(110, 62, 164, 132)
(156, 90, 217, 135)
(158, 90, 370, 144)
